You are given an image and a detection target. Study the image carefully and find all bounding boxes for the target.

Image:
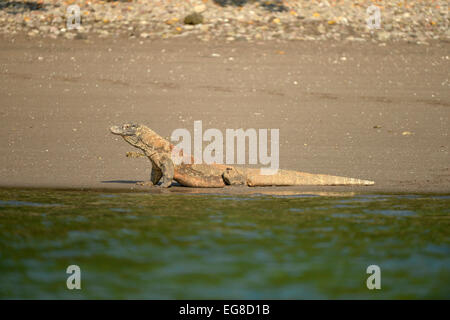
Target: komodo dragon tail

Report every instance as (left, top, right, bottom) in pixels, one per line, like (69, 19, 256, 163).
(245, 169, 374, 186)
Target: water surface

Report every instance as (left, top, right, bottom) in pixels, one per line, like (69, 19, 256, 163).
(0, 189, 448, 299)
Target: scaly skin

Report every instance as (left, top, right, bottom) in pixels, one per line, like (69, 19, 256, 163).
(110, 123, 375, 188)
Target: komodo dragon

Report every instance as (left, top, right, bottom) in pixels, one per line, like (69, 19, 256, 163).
(110, 123, 375, 188)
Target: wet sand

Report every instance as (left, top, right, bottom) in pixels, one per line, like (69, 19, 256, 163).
(0, 36, 449, 193)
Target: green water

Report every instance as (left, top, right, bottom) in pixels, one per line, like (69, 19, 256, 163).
(0, 189, 449, 299)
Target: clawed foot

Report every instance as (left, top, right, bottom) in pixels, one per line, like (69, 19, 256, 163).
(136, 181, 172, 188)
(126, 151, 146, 158)
(159, 181, 172, 188)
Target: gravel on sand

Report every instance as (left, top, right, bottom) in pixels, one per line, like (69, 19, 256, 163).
(0, 0, 448, 44)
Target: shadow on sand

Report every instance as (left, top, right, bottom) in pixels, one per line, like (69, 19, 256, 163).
(101, 180, 140, 184)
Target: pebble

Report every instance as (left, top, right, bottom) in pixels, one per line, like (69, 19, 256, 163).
(194, 4, 206, 13)
(184, 12, 203, 25)
(377, 31, 391, 42)
(64, 32, 75, 40)
(0, 0, 447, 43)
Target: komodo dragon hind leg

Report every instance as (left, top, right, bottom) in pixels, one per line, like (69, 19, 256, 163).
(222, 167, 246, 185)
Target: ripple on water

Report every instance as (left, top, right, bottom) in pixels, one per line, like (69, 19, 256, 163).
(271, 194, 320, 199)
(331, 213, 359, 218)
(430, 195, 450, 200)
(351, 195, 391, 202)
(363, 209, 417, 217)
(108, 208, 132, 213)
(333, 204, 356, 208)
(218, 196, 257, 201)
(289, 208, 305, 213)
(99, 194, 118, 198)
(0, 200, 61, 207)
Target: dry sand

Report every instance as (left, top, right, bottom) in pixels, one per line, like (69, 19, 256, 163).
(0, 36, 449, 193)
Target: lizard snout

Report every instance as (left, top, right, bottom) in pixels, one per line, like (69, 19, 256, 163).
(110, 126, 123, 135)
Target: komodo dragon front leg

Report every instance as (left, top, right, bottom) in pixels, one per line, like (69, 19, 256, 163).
(126, 151, 146, 158)
(135, 161, 163, 187)
(126, 151, 172, 187)
(126, 151, 161, 186)
(139, 153, 174, 187)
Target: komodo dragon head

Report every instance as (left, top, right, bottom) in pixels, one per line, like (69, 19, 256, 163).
(110, 123, 148, 150)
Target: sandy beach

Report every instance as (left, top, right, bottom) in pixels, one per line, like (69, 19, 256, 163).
(0, 35, 449, 193)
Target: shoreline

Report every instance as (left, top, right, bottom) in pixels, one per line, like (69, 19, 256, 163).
(1, 185, 450, 196)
